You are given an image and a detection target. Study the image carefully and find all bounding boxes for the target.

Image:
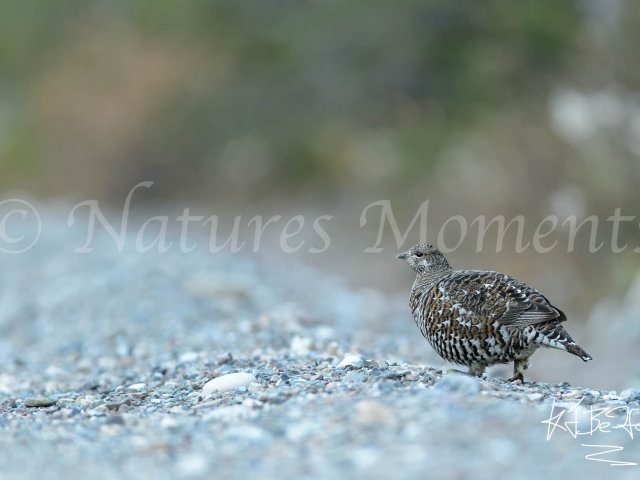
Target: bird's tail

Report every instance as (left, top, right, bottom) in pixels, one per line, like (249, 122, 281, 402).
(537, 322, 593, 362)
(564, 342, 592, 362)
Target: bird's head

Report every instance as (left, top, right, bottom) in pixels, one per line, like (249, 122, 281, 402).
(396, 243, 452, 276)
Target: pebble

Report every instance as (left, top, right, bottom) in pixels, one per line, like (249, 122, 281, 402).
(179, 352, 199, 363)
(620, 388, 640, 401)
(128, 383, 148, 393)
(337, 355, 365, 369)
(217, 352, 233, 365)
(202, 373, 257, 395)
(344, 372, 369, 383)
(23, 397, 57, 408)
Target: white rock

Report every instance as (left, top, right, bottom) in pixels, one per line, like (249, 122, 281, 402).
(180, 352, 199, 363)
(337, 355, 364, 369)
(202, 373, 256, 395)
(128, 383, 148, 393)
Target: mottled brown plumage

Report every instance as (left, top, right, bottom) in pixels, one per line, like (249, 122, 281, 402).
(397, 244, 592, 382)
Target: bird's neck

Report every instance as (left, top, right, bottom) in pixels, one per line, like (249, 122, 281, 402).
(412, 267, 453, 294)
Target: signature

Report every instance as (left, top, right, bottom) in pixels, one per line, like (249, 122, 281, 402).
(543, 398, 639, 466)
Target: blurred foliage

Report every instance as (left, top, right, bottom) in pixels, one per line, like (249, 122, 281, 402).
(0, 0, 588, 199)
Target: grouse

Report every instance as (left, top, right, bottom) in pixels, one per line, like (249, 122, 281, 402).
(397, 244, 592, 382)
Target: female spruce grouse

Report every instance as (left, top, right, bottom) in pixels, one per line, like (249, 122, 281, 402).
(397, 244, 591, 382)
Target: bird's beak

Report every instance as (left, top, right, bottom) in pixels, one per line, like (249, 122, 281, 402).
(396, 252, 408, 260)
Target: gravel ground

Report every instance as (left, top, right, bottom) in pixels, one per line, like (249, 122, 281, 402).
(1, 219, 639, 480)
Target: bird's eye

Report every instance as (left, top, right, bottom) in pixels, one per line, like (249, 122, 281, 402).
(415, 252, 423, 258)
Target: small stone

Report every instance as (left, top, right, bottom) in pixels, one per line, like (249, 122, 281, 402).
(24, 397, 57, 408)
(180, 352, 199, 363)
(620, 388, 640, 401)
(337, 355, 364, 369)
(128, 383, 148, 393)
(344, 372, 369, 383)
(383, 369, 410, 379)
(217, 352, 233, 365)
(404, 374, 418, 382)
(4, 398, 16, 408)
(115, 386, 126, 392)
(202, 373, 256, 395)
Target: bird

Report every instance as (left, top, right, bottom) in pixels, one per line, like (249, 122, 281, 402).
(397, 244, 592, 382)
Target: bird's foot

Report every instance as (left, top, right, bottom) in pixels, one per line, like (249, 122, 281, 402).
(507, 373, 524, 383)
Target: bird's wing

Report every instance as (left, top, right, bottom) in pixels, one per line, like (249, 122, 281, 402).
(440, 270, 564, 327)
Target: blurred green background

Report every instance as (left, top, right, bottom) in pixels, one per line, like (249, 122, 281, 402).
(1, 0, 640, 386)
(3, 0, 635, 201)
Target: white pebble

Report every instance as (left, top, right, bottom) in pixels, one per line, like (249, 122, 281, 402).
(337, 355, 365, 369)
(202, 373, 256, 395)
(128, 383, 148, 393)
(179, 352, 199, 363)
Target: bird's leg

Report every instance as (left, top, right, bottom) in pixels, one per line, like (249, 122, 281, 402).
(508, 358, 530, 383)
(466, 364, 486, 378)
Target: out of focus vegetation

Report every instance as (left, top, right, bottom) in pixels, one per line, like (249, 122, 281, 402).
(2, 0, 627, 200)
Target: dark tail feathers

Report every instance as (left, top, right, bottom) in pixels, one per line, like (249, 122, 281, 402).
(565, 342, 592, 362)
